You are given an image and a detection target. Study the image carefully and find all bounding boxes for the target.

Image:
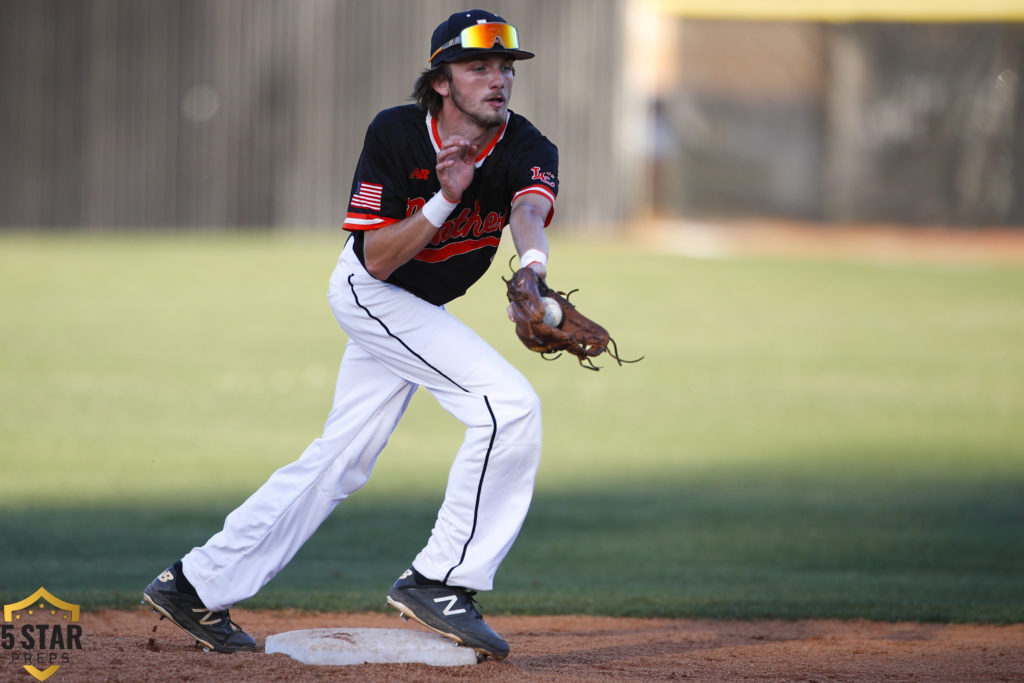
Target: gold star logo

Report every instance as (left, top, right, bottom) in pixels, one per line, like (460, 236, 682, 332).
(4, 587, 82, 682)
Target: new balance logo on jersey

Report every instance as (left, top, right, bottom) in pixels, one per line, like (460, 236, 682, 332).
(432, 595, 467, 616)
(409, 168, 431, 180)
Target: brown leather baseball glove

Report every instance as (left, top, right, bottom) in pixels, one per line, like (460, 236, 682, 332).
(504, 267, 641, 371)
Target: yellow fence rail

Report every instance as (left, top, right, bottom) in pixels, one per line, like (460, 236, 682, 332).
(645, 0, 1024, 22)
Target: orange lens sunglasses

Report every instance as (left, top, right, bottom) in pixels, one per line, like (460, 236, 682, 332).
(429, 23, 520, 65)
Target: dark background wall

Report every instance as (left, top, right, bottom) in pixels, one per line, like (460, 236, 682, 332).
(1, 1, 1020, 229)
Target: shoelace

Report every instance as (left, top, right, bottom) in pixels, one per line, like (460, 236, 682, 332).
(211, 608, 245, 634)
(462, 590, 486, 618)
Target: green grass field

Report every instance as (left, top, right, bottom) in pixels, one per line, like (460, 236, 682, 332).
(1, 231, 1022, 622)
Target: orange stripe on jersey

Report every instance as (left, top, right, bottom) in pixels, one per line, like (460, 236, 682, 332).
(512, 184, 556, 206)
(429, 113, 509, 166)
(343, 212, 398, 230)
(472, 117, 509, 162)
(413, 236, 502, 263)
(511, 185, 556, 226)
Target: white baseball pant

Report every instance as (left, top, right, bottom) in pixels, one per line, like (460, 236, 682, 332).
(181, 238, 542, 611)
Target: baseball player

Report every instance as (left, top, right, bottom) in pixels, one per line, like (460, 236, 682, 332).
(143, 9, 557, 661)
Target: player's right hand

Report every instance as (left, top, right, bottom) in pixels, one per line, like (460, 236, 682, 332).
(436, 136, 478, 203)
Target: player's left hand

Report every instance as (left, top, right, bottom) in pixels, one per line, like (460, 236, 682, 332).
(503, 267, 643, 370)
(507, 262, 545, 321)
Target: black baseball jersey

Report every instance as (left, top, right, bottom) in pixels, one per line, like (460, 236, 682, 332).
(343, 104, 558, 305)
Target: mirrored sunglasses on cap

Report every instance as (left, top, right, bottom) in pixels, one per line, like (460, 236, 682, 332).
(429, 22, 522, 65)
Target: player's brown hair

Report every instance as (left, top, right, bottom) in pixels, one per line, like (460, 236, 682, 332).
(411, 63, 452, 114)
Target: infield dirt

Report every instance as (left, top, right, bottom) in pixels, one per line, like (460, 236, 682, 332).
(37, 609, 1024, 682)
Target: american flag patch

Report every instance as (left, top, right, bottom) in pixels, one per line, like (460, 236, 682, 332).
(350, 182, 383, 212)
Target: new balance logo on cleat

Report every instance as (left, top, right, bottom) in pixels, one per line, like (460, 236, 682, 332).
(385, 567, 509, 659)
(142, 564, 256, 653)
(193, 608, 221, 626)
(433, 594, 467, 616)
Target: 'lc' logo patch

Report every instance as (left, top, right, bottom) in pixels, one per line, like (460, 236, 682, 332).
(530, 166, 556, 188)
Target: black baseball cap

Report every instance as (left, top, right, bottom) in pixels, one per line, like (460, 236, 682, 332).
(428, 9, 535, 66)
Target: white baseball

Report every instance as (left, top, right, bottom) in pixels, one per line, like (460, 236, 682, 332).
(541, 296, 563, 327)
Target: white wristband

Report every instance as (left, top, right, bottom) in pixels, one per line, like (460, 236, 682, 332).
(520, 248, 548, 269)
(420, 192, 459, 228)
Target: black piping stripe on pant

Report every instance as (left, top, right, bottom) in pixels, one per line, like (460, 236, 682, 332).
(347, 273, 467, 392)
(347, 273, 497, 584)
(443, 395, 498, 584)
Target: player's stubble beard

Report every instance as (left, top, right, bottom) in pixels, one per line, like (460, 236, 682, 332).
(448, 79, 507, 130)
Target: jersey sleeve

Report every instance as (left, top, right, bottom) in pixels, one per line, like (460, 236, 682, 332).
(510, 134, 559, 227)
(342, 112, 409, 231)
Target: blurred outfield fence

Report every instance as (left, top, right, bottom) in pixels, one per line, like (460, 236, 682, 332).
(0, 0, 1021, 229)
